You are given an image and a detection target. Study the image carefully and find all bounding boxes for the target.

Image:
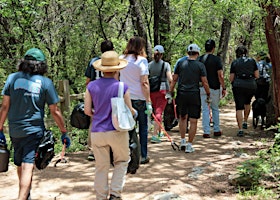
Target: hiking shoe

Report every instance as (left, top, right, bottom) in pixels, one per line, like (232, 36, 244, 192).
(109, 194, 122, 200)
(140, 157, 150, 164)
(151, 135, 161, 143)
(214, 131, 222, 137)
(203, 134, 211, 138)
(242, 122, 248, 129)
(185, 143, 195, 153)
(180, 139, 186, 151)
(87, 154, 95, 161)
(158, 132, 164, 138)
(237, 130, 244, 137)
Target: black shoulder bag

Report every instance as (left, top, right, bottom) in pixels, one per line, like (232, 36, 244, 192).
(149, 62, 165, 92)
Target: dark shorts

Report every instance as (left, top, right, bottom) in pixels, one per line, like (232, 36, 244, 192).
(232, 87, 255, 110)
(176, 91, 201, 119)
(11, 131, 43, 166)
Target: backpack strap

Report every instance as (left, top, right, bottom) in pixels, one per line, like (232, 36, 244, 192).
(118, 82, 124, 98)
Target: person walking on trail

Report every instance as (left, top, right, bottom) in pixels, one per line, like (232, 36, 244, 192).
(84, 51, 136, 200)
(84, 40, 114, 161)
(149, 45, 173, 143)
(0, 48, 71, 200)
(255, 51, 271, 101)
(199, 39, 226, 138)
(170, 44, 210, 153)
(119, 36, 152, 164)
(230, 45, 259, 137)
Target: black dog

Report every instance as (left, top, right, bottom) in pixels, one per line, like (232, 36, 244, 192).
(252, 98, 266, 129)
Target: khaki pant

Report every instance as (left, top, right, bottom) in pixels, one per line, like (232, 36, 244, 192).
(91, 130, 130, 200)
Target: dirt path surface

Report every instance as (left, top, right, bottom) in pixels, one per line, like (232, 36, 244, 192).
(0, 102, 275, 200)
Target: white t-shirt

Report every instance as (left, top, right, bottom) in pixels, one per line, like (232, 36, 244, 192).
(120, 54, 149, 100)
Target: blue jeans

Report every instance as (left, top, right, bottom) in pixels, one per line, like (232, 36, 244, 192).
(131, 100, 148, 158)
(200, 87, 221, 134)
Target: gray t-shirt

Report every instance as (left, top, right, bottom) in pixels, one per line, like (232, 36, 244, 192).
(148, 60, 171, 90)
(174, 59, 207, 93)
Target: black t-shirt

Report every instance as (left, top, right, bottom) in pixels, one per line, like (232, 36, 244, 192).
(230, 56, 258, 89)
(174, 59, 207, 93)
(84, 57, 102, 81)
(199, 54, 223, 89)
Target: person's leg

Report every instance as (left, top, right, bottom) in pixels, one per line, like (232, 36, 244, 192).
(188, 118, 198, 143)
(109, 131, 130, 198)
(132, 100, 149, 162)
(88, 122, 95, 161)
(200, 87, 210, 136)
(91, 131, 111, 200)
(236, 110, 243, 130)
(211, 89, 221, 134)
(150, 92, 162, 143)
(17, 163, 34, 200)
(244, 104, 251, 124)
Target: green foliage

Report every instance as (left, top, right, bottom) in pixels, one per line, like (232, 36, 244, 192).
(236, 129, 280, 198)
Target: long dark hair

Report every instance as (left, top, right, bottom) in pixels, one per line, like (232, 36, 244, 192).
(123, 36, 147, 59)
(17, 59, 48, 75)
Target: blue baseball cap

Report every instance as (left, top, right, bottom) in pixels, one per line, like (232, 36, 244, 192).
(153, 45, 165, 53)
(24, 48, 46, 61)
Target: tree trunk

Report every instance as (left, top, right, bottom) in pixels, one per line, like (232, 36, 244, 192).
(217, 16, 231, 66)
(153, 0, 171, 62)
(263, 4, 280, 123)
(129, 0, 152, 60)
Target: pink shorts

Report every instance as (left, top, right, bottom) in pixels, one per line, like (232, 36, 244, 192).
(150, 90, 167, 123)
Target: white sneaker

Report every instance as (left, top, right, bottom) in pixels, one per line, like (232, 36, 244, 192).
(180, 139, 186, 151)
(185, 143, 195, 153)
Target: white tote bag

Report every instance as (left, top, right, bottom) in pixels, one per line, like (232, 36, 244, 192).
(111, 82, 135, 131)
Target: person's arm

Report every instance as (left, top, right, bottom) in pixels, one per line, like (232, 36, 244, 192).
(201, 76, 210, 96)
(217, 69, 226, 97)
(254, 69, 259, 79)
(0, 95, 10, 131)
(84, 89, 94, 117)
(49, 104, 67, 133)
(141, 74, 151, 103)
(124, 90, 136, 116)
(86, 77, 91, 86)
(169, 74, 178, 93)
(229, 73, 235, 84)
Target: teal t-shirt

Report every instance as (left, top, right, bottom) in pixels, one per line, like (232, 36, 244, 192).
(2, 72, 59, 138)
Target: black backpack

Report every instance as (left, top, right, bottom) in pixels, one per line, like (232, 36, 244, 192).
(35, 130, 55, 170)
(70, 103, 91, 129)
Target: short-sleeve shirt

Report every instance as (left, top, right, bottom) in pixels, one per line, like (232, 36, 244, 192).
(148, 60, 171, 91)
(84, 57, 103, 81)
(230, 57, 258, 89)
(174, 59, 207, 93)
(87, 78, 128, 132)
(199, 54, 223, 90)
(2, 72, 59, 138)
(119, 54, 149, 100)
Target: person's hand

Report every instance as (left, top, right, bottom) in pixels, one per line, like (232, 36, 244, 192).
(145, 102, 153, 115)
(206, 96, 212, 104)
(222, 88, 227, 98)
(133, 109, 138, 120)
(61, 132, 71, 148)
(0, 130, 6, 145)
(165, 92, 173, 104)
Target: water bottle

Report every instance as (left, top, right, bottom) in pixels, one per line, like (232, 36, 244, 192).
(0, 143, 10, 172)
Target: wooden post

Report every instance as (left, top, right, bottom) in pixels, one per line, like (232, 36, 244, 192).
(58, 80, 70, 119)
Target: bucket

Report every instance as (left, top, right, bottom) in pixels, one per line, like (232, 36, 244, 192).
(0, 143, 10, 172)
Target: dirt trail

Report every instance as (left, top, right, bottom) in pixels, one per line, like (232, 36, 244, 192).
(0, 102, 274, 200)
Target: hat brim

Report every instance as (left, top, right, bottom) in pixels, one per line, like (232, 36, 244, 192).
(92, 59, 128, 72)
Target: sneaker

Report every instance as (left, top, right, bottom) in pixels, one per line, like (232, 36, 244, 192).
(180, 139, 186, 151)
(214, 131, 222, 137)
(185, 143, 195, 153)
(87, 154, 95, 161)
(237, 130, 244, 137)
(203, 134, 211, 138)
(140, 157, 150, 164)
(151, 135, 161, 143)
(109, 194, 122, 200)
(158, 132, 164, 138)
(242, 122, 247, 129)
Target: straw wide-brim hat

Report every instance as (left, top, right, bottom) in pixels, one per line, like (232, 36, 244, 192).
(92, 51, 127, 72)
